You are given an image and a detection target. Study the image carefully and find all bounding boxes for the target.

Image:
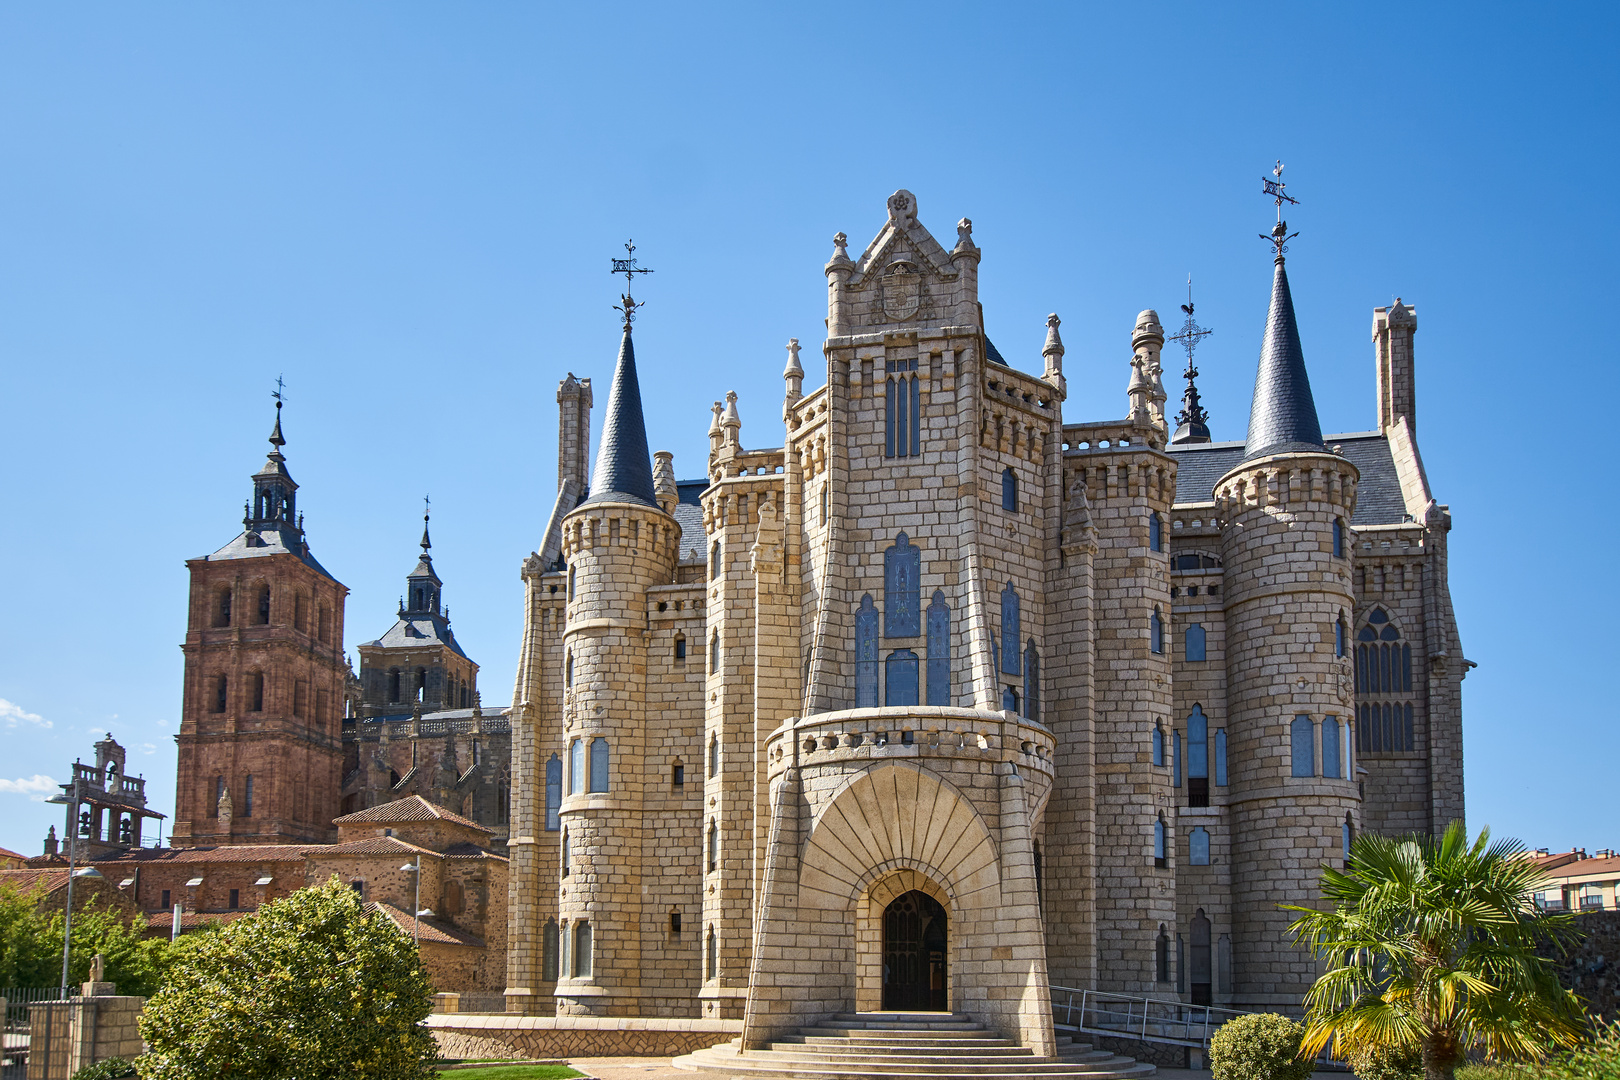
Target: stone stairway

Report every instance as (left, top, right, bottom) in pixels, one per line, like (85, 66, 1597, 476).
(672, 1012, 1156, 1079)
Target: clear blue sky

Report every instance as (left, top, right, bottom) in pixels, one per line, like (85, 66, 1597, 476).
(2, 4, 1614, 860)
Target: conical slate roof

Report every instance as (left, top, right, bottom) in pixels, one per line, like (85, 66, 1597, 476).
(582, 326, 656, 507)
(1243, 256, 1324, 460)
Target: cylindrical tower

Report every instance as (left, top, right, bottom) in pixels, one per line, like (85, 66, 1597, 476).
(1217, 243, 1361, 1007)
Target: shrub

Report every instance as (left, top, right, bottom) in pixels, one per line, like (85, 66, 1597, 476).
(1209, 1012, 1315, 1080)
(1347, 1042, 1424, 1080)
(71, 1058, 137, 1080)
(138, 876, 436, 1080)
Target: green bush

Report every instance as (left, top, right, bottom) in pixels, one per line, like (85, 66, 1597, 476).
(1208, 1012, 1315, 1080)
(1346, 1042, 1425, 1080)
(70, 1058, 138, 1080)
(138, 876, 436, 1080)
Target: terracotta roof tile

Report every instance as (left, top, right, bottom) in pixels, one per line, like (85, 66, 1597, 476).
(319, 836, 438, 857)
(441, 842, 508, 862)
(331, 795, 489, 833)
(367, 901, 485, 947)
(92, 844, 318, 865)
(0, 867, 69, 893)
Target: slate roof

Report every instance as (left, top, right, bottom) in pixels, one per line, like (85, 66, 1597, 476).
(332, 795, 490, 832)
(203, 524, 338, 581)
(358, 614, 470, 660)
(1244, 257, 1325, 460)
(582, 327, 657, 507)
(1167, 430, 1412, 527)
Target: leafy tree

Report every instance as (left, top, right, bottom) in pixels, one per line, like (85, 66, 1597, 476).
(0, 879, 57, 987)
(138, 876, 436, 1080)
(1286, 822, 1588, 1080)
(0, 879, 164, 994)
(1208, 1012, 1316, 1080)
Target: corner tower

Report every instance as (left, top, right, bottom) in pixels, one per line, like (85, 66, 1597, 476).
(1215, 223, 1360, 1006)
(554, 321, 680, 1016)
(171, 399, 350, 846)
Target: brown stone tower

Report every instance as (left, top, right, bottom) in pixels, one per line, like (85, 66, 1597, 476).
(171, 400, 350, 847)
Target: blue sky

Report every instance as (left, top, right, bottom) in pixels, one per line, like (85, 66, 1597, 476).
(1, 4, 1614, 860)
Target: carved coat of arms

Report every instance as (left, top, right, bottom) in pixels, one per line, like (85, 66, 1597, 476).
(881, 261, 921, 321)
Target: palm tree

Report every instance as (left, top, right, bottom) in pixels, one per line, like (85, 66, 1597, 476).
(1285, 821, 1588, 1080)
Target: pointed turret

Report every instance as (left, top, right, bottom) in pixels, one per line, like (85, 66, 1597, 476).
(583, 326, 657, 507)
(1243, 247, 1324, 460)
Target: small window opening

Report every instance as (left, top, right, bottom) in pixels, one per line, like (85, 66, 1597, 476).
(1002, 467, 1018, 511)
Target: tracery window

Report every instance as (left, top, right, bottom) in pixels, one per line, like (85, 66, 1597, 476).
(884, 533, 920, 637)
(1355, 608, 1415, 753)
(856, 594, 879, 707)
(884, 356, 921, 458)
(926, 591, 951, 705)
(1000, 583, 1021, 676)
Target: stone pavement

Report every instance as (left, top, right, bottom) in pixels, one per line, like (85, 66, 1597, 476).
(567, 1057, 729, 1080)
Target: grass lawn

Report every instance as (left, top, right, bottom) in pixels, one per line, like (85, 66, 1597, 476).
(435, 1066, 585, 1080)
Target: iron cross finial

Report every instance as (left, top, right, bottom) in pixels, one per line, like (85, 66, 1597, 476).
(1261, 160, 1300, 256)
(272, 374, 287, 406)
(1169, 276, 1213, 435)
(611, 239, 655, 328)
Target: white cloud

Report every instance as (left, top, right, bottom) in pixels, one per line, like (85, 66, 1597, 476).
(141, 743, 157, 755)
(0, 699, 51, 729)
(0, 774, 59, 801)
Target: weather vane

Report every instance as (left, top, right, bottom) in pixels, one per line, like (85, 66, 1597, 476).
(1260, 160, 1300, 257)
(272, 375, 287, 406)
(611, 239, 654, 327)
(1169, 277, 1212, 438)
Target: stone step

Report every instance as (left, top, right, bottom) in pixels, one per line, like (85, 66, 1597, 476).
(674, 1047, 1156, 1080)
(764, 1048, 1044, 1065)
(829, 1012, 970, 1023)
(789, 1035, 1023, 1049)
(804, 1022, 987, 1035)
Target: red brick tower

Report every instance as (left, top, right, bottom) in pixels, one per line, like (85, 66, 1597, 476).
(170, 400, 350, 846)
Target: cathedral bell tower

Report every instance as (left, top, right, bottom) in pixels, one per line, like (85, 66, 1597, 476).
(171, 397, 350, 847)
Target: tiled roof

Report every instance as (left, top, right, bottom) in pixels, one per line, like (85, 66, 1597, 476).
(0, 845, 28, 864)
(1167, 431, 1412, 528)
(331, 795, 490, 832)
(320, 835, 438, 857)
(0, 867, 69, 893)
(367, 901, 485, 947)
(582, 327, 657, 508)
(91, 844, 318, 865)
(441, 842, 508, 862)
(1243, 258, 1324, 460)
(145, 910, 252, 933)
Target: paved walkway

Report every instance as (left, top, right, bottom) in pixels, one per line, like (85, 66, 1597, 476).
(566, 1059, 1349, 1080)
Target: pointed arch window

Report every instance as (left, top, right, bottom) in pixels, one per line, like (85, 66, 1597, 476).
(709, 631, 720, 675)
(707, 820, 718, 872)
(1150, 608, 1164, 655)
(1154, 816, 1167, 868)
(1000, 583, 1021, 675)
(544, 754, 562, 831)
(1189, 826, 1210, 866)
(1291, 715, 1316, 777)
(706, 926, 718, 980)
(1149, 512, 1162, 552)
(1335, 617, 1347, 657)
(568, 564, 576, 600)
(1185, 623, 1206, 663)
(710, 541, 720, 581)
(708, 735, 719, 778)
(569, 738, 584, 795)
(1187, 705, 1209, 807)
(884, 356, 921, 458)
(1343, 815, 1355, 867)
(1155, 925, 1170, 982)
(819, 485, 828, 526)
(1023, 640, 1039, 722)
(1002, 467, 1018, 512)
(388, 668, 402, 703)
(572, 921, 592, 977)
(885, 650, 919, 706)
(1173, 729, 1182, 788)
(243, 775, 254, 818)
(1355, 608, 1415, 754)
(1152, 722, 1165, 767)
(1002, 686, 1020, 714)
(565, 651, 574, 687)
(589, 737, 610, 793)
(884, 533, 921, 637)
(855, 594, 879, 707)
(561, 828, 571, 877)
(926, 591, 951, 705)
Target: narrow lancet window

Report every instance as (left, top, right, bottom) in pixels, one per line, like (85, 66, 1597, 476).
(926, 591, 951, 705)
(884, 533, 921, 637)
(545, 754, 561, 831)
(1291, 715, 1315, 777)
(1002, 467, 1018, 511)
(856, 594, 879, 707)
(1214, 729, 1228, 786)
(1000, 583, 1021, 675)
(1151, 608, 1164, 654)
(589, 737, 610, 793)
(1323, 716, 1342, 778)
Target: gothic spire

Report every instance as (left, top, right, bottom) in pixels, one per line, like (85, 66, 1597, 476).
(583, 324, 657, 507)
(1243, 221, 1324, 460)
(420, 497, 432, 555)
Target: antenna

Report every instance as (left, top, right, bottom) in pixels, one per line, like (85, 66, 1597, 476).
(611, 240, 655, 327)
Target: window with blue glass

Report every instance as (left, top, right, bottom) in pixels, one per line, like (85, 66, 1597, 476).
(1322, 716, 1342, 778)
(1023, 640, 1039, 722)
(1214, 728, 1227, 786)
(1152, 723, 1165, 766)
(884, 358, 921, 459)
(1333, 518, 1344, 557)
(1000, 583, 1021, 675)
(1187, 705, 1209, 807)
(1335, 618, 1346, 657)
(1189, 826, 1210, 866)
(1151, 608, 1164, 655)
(1185, 623, 1206, 663)
(1291, 715, 1315, 777)
(926, 591, 951, 705)
(885, 650, 919, 706)
(1002, 686, 1020, 713)
(1173, 730, 1182, 788)
(545, 754, 562, 831)
(856, 594, 879, 707)
(589, 737, 610, 793)
(1002, 467, 1018, 511)
(1149, 512, 1162, 552)
(1154, 815, 1167, 868)
(884, 533, 921, 637)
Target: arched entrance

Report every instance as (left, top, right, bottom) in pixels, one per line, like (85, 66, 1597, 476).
(882, 890, 947, 1011)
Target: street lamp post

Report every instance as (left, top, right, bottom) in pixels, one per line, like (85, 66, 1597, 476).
(401, 859, 422, 946)
(43, 777, 101, 999)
